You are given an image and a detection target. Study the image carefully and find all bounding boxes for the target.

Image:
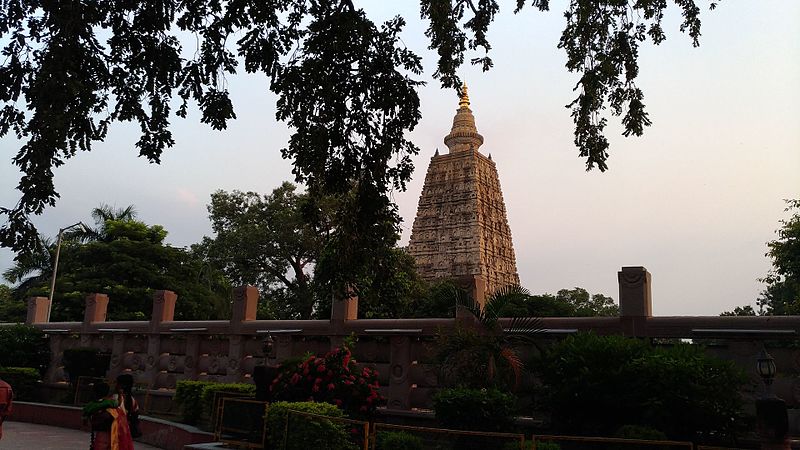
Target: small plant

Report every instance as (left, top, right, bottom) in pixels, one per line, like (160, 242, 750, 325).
(266, 401, 357, 450)
(270, 341, 384, 417)
(433, 387, 516, 432)
(376, 431, 424, 450)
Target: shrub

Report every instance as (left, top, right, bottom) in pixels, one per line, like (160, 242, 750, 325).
(433, 387, 516, 432)
(0, 367, 40, 401)
(266, 401, 357, 450)
(62, 347, 110, 385)
(174, 380, 255, 425)
(270, 342, 384, 417)
(0, 325, 50, 374)
(376, 431, 424, 450)
(614, 424, 667, 440)
(175, 381, 213, 424)
(200, 382, 255, 419)
(537, 333, 747, 441)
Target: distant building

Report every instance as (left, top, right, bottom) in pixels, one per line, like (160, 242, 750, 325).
(407, 84, 520, 300)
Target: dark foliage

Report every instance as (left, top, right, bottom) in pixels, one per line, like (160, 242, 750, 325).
(537, 333, 746, 442)
(1, 1, 718, 284)
(0, 324, 50, 374)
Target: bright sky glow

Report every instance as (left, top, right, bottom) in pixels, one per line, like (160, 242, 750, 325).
(1, 2, 798, 316)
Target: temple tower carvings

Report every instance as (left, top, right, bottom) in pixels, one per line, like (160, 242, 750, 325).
(407, 85, 520, 296)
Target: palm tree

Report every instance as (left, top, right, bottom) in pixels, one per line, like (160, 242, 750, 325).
(66, 204, 138, 242)
(2, 235, 55, 297)
(435, 284, 543, 390)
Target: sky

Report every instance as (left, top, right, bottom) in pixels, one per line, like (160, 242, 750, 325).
(1, 2, 798, 316)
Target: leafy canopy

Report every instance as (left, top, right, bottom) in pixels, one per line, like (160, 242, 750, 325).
(2, 205, 231, 321)
(1, 0, 719, 261)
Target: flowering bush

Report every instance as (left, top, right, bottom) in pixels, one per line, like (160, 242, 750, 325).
(270, 342, 384, 417)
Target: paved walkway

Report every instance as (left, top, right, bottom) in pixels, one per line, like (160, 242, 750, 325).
(1, 421, 162, 449)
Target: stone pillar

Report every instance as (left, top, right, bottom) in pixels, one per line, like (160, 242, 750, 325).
(386, 336, 412, 410)
(151, 290, 177, 328)
(470, 275, 487, 308)
(184, 335, 200, 382)
(331, 292, 358, 350)
(84, 293, 109, 325)
(107, 333, 127, 381)
(144, 291, 175, 387)
(231, 286, 258, 331)
(331, 295, 358, 322)
(225, 335, 244, 383)
(618, 266, 652, 337)
(26, 297, 50, 324)
(45, 334, 65, 383)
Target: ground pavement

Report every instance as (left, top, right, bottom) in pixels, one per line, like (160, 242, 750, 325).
(1, 421, 162, 449)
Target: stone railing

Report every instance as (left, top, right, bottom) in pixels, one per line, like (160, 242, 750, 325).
(17, 266, 800, 410)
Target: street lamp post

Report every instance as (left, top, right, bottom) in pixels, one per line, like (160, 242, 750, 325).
(46, 222, 87, 322)
(756, 347, 789, 450)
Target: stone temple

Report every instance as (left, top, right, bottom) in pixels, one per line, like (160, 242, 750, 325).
(407, 84, 520, 299)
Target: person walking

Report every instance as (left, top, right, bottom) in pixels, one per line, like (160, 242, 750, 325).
(0, 377, 12, 440)
(82, 381, 134, 450)
(115, 374, 141, 438)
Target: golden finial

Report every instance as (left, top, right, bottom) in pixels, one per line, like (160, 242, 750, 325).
(458, 82, 470, 108)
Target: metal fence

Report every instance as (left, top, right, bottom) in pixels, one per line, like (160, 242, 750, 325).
(533, 434, 694, 450)
(215, 397, 268, 448)
(371, 422, 526, 450)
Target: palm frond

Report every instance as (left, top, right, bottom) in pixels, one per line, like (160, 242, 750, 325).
(499, 347, 523, 390)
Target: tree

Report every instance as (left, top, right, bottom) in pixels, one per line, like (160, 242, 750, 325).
(720, 305, 757, 317)
(198, 183, 323, 319)
(492, 286, 619, 317)
(436, 285, 543, 390)
(721, 200, 800, 316)
(0, 283, 26, 323)
(757, 199, 800, 315)
(1, 0, 720, 271)
(4, 207, 231, 321)
(199, 182, 432, 319)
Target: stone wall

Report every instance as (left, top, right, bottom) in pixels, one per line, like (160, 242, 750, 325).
(14, 266, 800, 410)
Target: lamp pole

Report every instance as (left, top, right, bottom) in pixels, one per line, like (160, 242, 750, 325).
(46, 222, 86, 322)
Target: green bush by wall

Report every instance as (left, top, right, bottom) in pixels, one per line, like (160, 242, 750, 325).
(266, 401, 357, 450)
(0, 367, 40, 401)
(433, 387, 516, 432)
(537, 333, 747, 441)
(0, 325, 50, 375)
(174, 380, 255, 425)
(376, 431, 424, 450)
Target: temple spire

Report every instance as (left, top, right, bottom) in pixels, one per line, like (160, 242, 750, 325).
(444, 82, 483, 153)
(459, 82, 470, 108)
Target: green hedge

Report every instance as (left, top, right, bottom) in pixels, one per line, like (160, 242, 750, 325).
(433, 387, 516, 432)
(174, 380, 255, 425)
(0, 367, 40, 401)
(376, 431, 424, 450)
(266, 401, 357, 450)
(0, 325, 50, 374)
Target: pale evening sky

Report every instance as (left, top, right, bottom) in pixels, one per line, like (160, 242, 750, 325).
(1, 2, 798, 316)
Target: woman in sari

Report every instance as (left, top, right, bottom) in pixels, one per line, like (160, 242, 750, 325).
(82, 381, 134, 450)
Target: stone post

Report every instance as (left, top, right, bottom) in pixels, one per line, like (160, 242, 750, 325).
(386, 336, 412, 410)
(150, 290, 177, 328)
(230, 286, 258, 331)
(145, 290, 176, 387)
(83, 293, 109, 331)
(330, 291, 358, 350)
(618, 266, 652, 337)
(26, 297, 50, 324)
